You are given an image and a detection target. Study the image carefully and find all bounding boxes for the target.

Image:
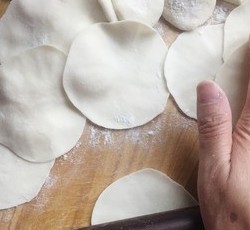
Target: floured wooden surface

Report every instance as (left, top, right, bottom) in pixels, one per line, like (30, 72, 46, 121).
(0, 101, 199, 230)
(0, 1, 199, 229)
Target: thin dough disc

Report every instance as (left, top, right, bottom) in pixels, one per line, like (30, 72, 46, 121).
(91, 169, 197, 225)
(63, 21, 169, 130)
(0, 46, 86, 163)
(111, 0, 164, 26)
(224, 0, 243, 5)
(215, 43, 250, 126)
(163, 0, 216, 31)
(98, 0, 118, 22)
(0, 145, 54, 209)
(0, 0, 106, 62)
(164, 24, 224, 119)
(223, 0, 250, 61)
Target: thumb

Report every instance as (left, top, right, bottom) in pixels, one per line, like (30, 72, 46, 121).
(197, 80, 232, 170)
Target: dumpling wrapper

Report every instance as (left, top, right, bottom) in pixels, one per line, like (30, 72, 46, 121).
(0, 144, 54, 209)
(0, 0, 106, 62)
(215, 43, 250, 126)
(91, 168, 197, 225)
(111, 0, 164, 26)
(63, 21, 169, 130)
(164, 24, 224, 119)
(163, 0, 216, 31)
(0, 46, 86, 163)
(98, 0, 118, 22)
(223, 0, 250, 61)
(224, 0, 243, 5)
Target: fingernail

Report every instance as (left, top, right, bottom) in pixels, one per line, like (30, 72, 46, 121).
(197, 80, 222, 104)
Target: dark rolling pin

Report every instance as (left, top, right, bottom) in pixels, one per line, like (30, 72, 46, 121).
(79, 206, 204, 230)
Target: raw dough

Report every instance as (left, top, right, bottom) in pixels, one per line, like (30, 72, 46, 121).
(98, 0, 118, 22)
(0, 144, 54, 209)
(224, 0, 243, 5)
(163, 0, 216, 31)
(63, 21, 168, 130)
(215, 43, 250, 126)
(111, 0, 164, 26)
(0, 46, 86, 162)
(164, 24, 224, 119)
(91, 168, 197, 224)
(223, 0, 250, 61)
(208, 1, 235, 25)
(0, 0, 106, 62)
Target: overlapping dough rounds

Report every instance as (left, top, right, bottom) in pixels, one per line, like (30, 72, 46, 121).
(111, 0, 164, 26)
(98, 0, 118, 22)
(0, 46, 86, 163)
(91, 169, 197, 224)
(164, 25, 223, 119)
(163, 0, 216, 31)
(223, 0, 250, 60)
(224, 0, 243, 5)
(63, 21, 169, 130)
(0, 145, 54, 209)
(0, 0, 106, 62)
(216, 43, 250, 126)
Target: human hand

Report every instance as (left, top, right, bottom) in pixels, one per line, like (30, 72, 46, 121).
(197, 80, 250, 230)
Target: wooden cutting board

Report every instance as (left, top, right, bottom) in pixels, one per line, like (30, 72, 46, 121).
(0, 1, 199, 229)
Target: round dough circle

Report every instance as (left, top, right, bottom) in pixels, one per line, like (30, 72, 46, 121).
(0, 46, 86, 162)
(98, 0, 118, 22)
(163, 0, 216, 31)
(215, 43, 250, 126)
(223, 0, 250, 61)
(164, 24, 224, 119)
(111, 0, 164, 26)
(63, 21, 169, 129)
(0, 145, 54, 209)
(224, 0, 243, 5)
(0, 0, 106, 62)
(91, 169, 197, 224)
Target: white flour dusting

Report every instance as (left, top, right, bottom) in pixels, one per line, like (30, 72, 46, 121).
(163, 0, 234, 30)
(104, 131, 112, 145)
(124, 120, 164, 147)
(85, 106, 195, 151)
(167, 0, 200, 15)
(114, 113, 136, 127)
(88, 126, 113, 147)
(43, 175, 58, 189)
(85, 122, 165, 150)
(207, 0, 235, 24)
(163, 0, 216, 30)
(34, 191, 50, 210)
(60, 139, 83, 163)
(1, 209, 13, 223)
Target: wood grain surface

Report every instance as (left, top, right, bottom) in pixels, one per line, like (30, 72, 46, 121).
(0, 1, 199, 230)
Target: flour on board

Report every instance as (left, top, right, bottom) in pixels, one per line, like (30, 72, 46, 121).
(208, 0, 235, 24)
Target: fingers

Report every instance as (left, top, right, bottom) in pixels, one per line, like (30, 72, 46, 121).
(197, 80, 232, 168)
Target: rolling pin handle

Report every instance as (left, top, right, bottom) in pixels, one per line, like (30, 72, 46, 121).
(79, 206, 204, 230)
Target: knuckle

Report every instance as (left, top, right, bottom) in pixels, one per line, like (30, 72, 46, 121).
(198, 113, 230, 141)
